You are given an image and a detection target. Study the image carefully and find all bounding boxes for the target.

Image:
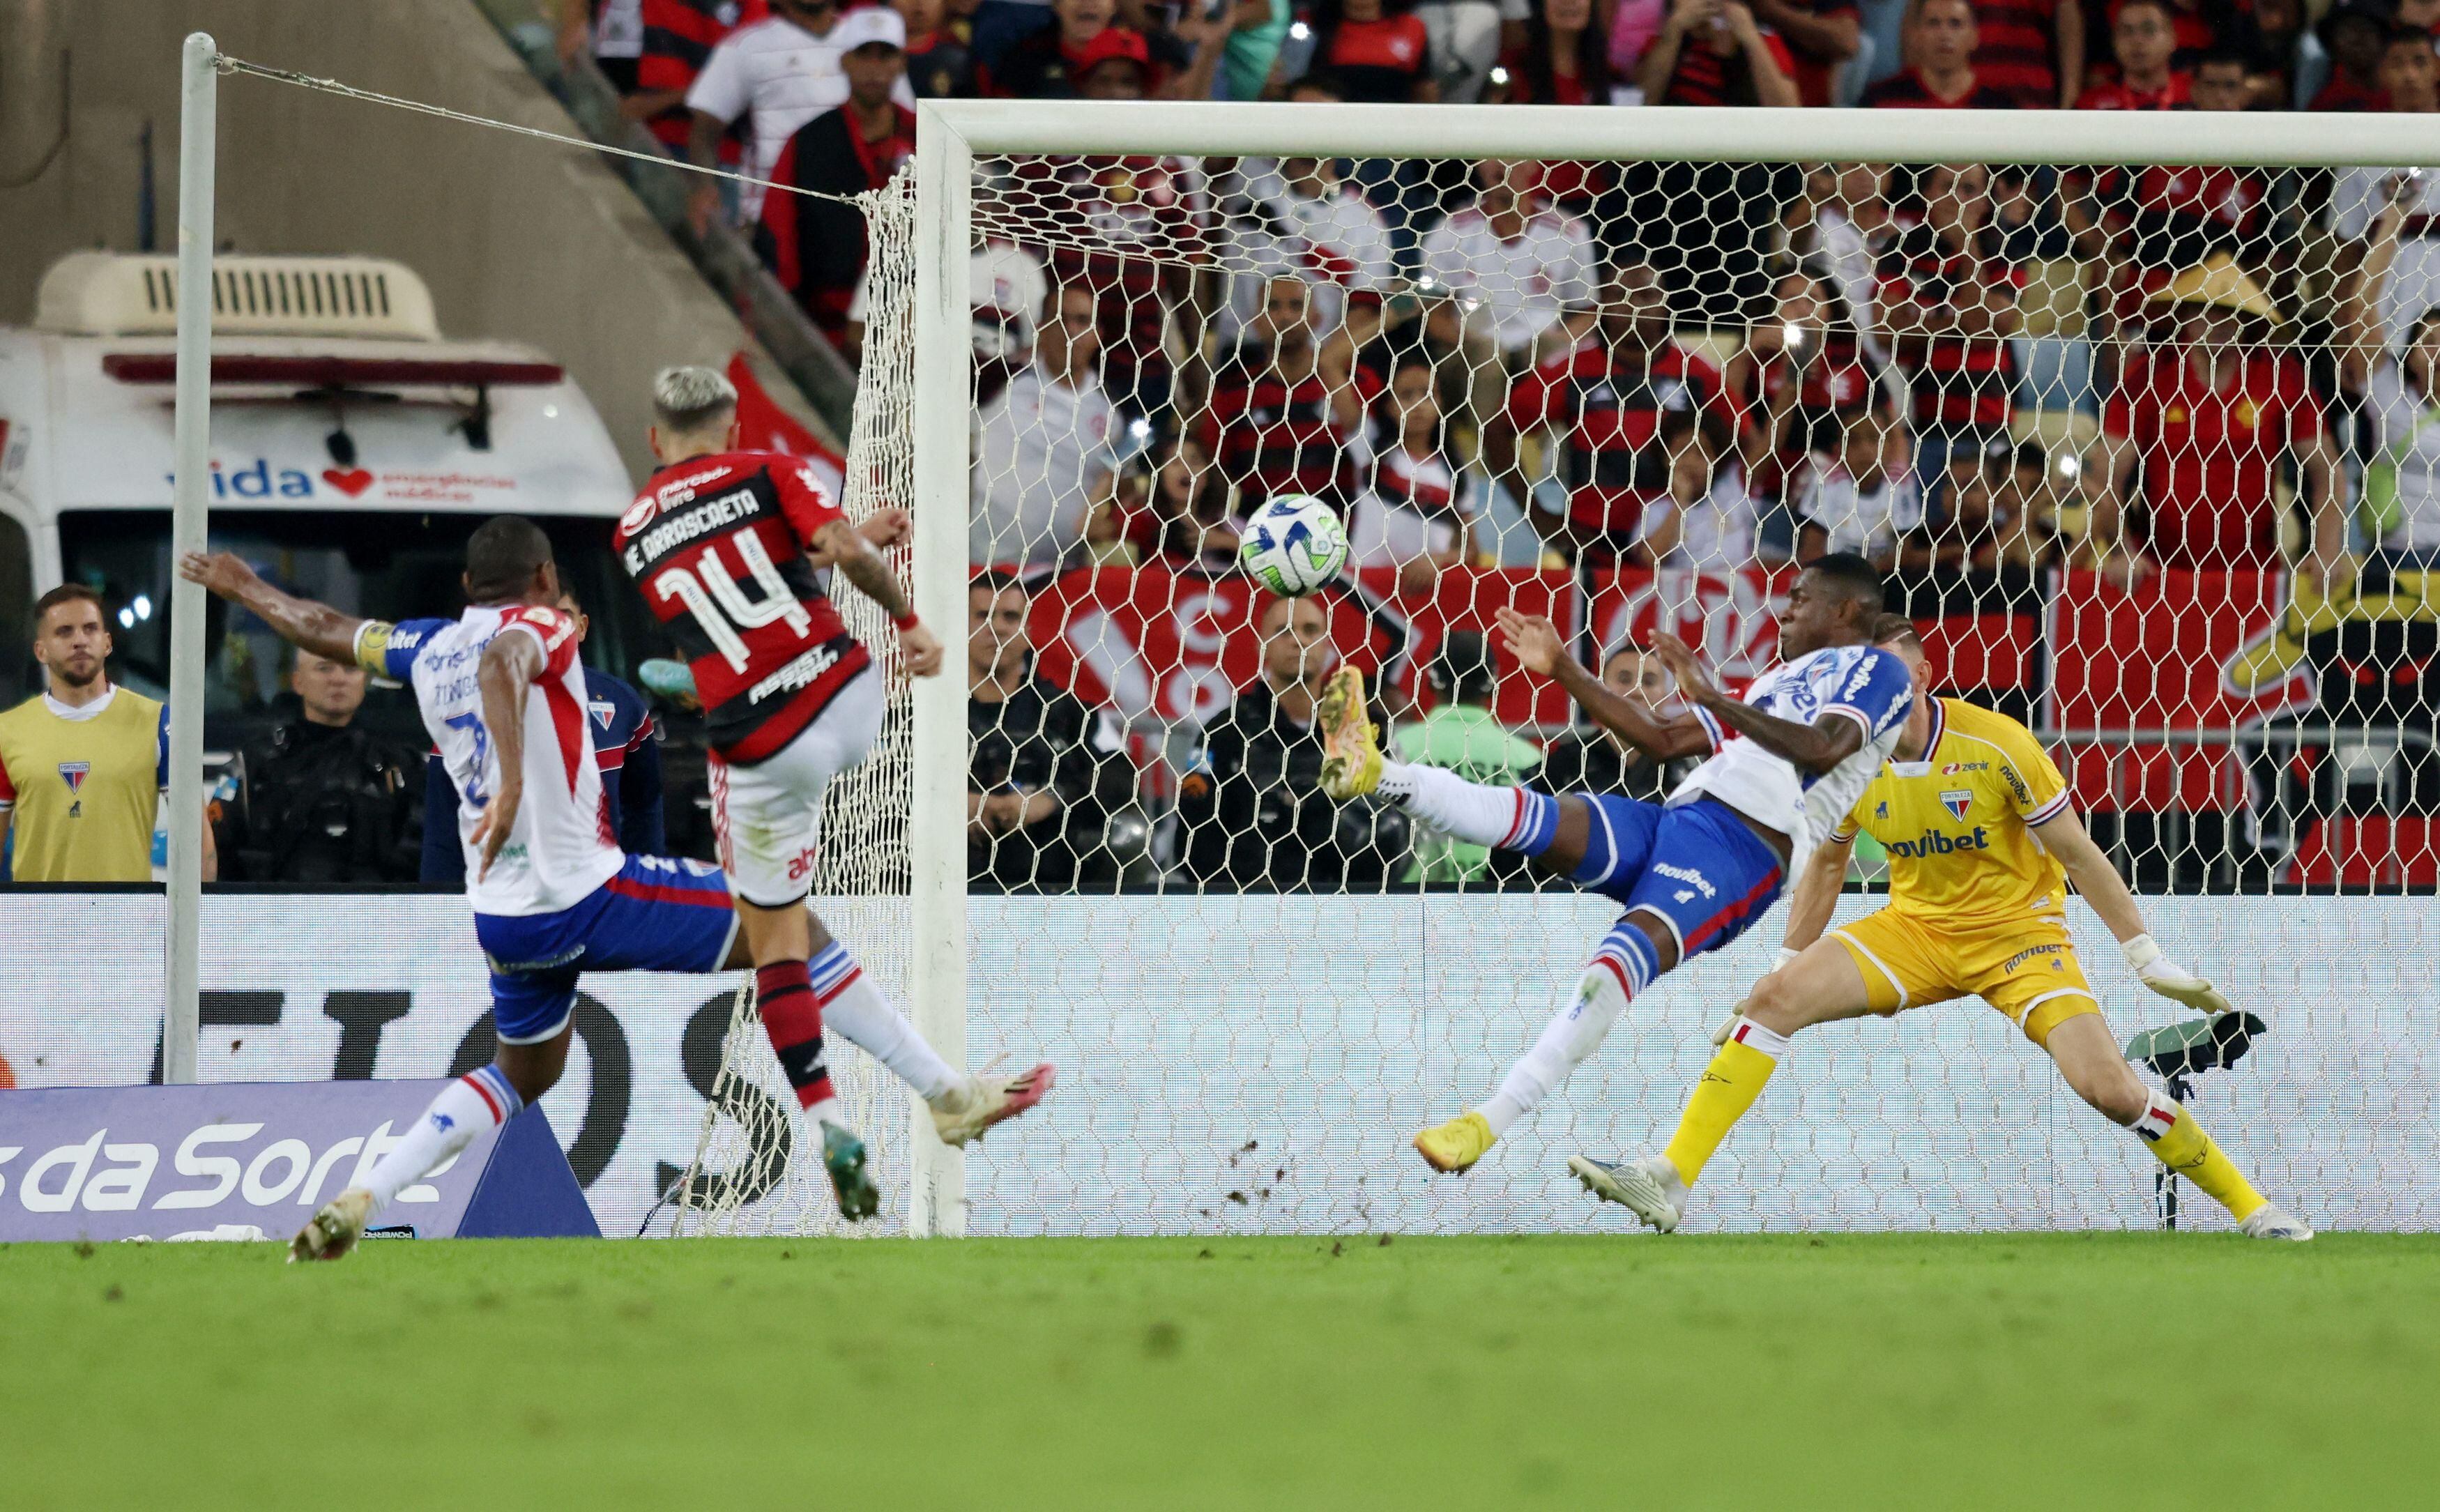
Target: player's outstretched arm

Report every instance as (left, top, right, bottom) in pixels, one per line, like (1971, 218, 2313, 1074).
(178, 551, 367, 664)
(811, 518, 943, 679)
(1778, 832, 1852, 954)
(468, 631, 542, 881)
(1711, 831, 1854, 1045)
(2036, 806, 2232, 1014)
(805, 507, 913, 567)
(1647, 635, 1866, 776)
(1493, 606, 1714, 761)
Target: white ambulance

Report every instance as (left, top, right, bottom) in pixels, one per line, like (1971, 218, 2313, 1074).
(0, 252, 653, 742)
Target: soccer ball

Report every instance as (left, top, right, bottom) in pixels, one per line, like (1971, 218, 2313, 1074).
(1237, 494, 1349, 597)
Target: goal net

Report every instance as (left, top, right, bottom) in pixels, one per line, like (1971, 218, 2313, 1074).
(674, 105, 2440, 1237)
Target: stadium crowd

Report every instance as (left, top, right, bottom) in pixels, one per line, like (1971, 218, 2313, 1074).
(0, 0, 2381, 894)
(555, 0, 2437, 599)
(17, 0, 2436, 892)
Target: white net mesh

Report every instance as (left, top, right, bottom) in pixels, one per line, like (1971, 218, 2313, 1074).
(672, 180, 922, 1239)
(937, 137, 2440, 1235)
(669, 121, 2440, 1235)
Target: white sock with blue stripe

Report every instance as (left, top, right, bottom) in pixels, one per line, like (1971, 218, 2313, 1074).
(807, 941, 964, 1106)
(359, 1064, 523, 1215)
(1477, 929, 1655, 1136)
(1382, 764, 1551, 853)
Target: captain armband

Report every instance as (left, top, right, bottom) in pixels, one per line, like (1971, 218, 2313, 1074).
(353, 620, 401, 676)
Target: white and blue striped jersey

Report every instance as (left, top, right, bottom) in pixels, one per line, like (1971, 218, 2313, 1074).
(1668, 641, 1914, 873)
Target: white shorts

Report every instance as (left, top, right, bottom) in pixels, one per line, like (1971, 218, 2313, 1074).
(708, 666, 884, 907)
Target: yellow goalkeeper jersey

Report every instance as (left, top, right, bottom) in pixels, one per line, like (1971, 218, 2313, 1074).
(1834, 698, 2075, 924)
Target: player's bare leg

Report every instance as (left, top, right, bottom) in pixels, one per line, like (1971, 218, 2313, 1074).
(293, 1033, 573, 1262)
(1575, 938, 1870, 1232)
(2043, 1013, 2310, 1240)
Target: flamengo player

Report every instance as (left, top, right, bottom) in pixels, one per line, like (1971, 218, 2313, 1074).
(623, 367, 1053, 1199)
(1317, 554, 1914, 1174)
(179, 523, 769, 1260)
(1576, 620, 2312, 1239)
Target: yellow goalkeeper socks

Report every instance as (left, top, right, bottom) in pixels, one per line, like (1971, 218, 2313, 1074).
(1660, 1021, 1787, 1187)
(2133, 1092, 2266, 1223)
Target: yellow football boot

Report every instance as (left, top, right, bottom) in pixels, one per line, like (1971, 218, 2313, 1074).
(1317, 665, 1382, 800)
(1413, 1111, 1496, 1173)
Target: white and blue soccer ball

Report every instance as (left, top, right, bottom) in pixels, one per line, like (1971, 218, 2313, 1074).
(1237, 494, 1349, 597)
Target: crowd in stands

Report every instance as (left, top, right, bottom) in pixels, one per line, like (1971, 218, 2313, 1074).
(557, 0, 2440, 595)
(456, 3, 2440, 885)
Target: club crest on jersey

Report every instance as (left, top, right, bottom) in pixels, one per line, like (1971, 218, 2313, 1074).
(57, 761, 89, 795)
(618, 491, 659, 537)
(1940, 789, 1973, 820)
(589, 700, 616, 731)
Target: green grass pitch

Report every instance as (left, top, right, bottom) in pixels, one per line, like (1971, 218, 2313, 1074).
(6, 1232, 2436, 1508)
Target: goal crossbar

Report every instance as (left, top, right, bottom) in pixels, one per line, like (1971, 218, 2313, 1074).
(919, 100, 2440, 169)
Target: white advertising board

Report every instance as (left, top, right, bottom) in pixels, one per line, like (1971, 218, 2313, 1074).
(1, 892, 2430, 1236)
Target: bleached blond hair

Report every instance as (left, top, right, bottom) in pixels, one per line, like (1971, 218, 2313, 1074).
(652, 365, 739, 436)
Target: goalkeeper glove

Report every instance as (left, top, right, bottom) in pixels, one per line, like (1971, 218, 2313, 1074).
(1711, 947, 1805, 1046)
(2121, 933, 2232, 1015)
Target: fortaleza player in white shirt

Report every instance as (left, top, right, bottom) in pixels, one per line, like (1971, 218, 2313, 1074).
(183, 522, 784, 1260)
(1313, 553, 1915, 1175)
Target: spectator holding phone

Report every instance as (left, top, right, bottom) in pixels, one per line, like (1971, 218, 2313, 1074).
(1636, 0, 1800, 107)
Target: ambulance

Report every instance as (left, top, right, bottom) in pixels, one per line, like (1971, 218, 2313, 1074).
(0, 252, 673, 873)
(0, 251, 654, 751)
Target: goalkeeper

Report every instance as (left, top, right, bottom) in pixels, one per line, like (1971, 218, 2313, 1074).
(1575, 619, 2312, 1241)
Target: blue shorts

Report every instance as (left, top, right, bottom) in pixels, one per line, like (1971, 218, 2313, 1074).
(473, 855, 738, 1044)
(1570, 795, 1787, 963)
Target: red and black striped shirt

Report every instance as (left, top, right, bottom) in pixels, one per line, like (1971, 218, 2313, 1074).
(615, 451, 868, 765)
(1875, 229, 2025, 434)
(1659, 28, 1797, 106)
(639, 0, 749, 149)
(1319, 15, 1433, 102)
(761, 104, 917, 339)
(1970, 0, 2064, 109)
(1199, 346, 1353, 505)
(1859, 67, 2018, 109)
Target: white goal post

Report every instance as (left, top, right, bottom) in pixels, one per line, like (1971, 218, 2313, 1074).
(892, 101, 2440, 1237)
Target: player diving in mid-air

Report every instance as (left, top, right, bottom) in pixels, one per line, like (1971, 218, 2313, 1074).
(1317, 552, 1914, 1174)
(1574, 618, 2312, 1239)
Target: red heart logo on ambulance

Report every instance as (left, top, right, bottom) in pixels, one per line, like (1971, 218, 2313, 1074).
(321, 468, 374, 497)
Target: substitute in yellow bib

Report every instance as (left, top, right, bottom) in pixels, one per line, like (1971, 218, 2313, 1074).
(0, 584, 213, 884)
(1568, 617, 2313, 1241)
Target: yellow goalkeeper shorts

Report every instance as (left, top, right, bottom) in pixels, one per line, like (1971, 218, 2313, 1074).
(1830, 908, 2101, 1047)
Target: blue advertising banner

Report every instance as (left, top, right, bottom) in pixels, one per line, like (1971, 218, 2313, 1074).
(0, 1080, 598, 1243)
